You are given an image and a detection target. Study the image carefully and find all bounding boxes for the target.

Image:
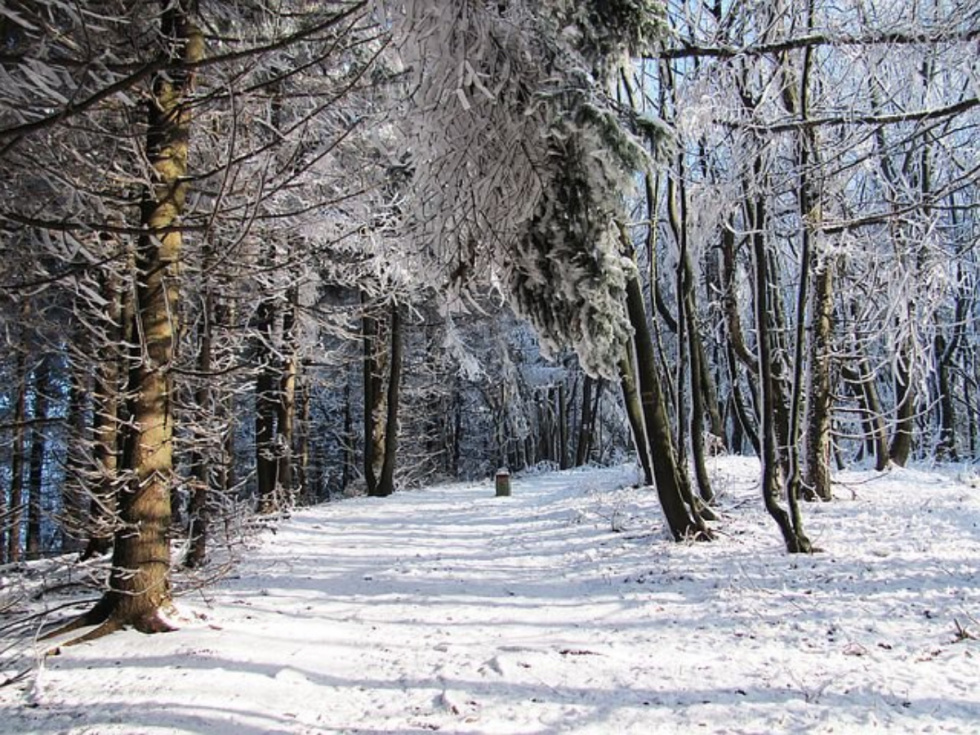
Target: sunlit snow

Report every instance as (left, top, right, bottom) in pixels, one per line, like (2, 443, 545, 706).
(2, 457, 979, 733)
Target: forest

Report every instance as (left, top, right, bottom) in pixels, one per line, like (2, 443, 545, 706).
(0, 0, 978, 648)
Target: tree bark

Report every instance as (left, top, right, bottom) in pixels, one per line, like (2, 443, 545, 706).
(934, 334, 957, 460)
(296, 380, 311, 504)
(254, 294, 279, 513)
(186, 284, 214, 569)
(750, 179, 812, 554)
(575, 375, 594, 467)
(720, 223, 759, 374)
(842, 360, 889, 471)
(619, 347, 653, 487)
(558, 381, 569, 469)
(5, 348, 28, 564)
(276, 286, 299, 500)
(376, 304, 403, 497)
(52, 0, 203, 641)
(26, 356, 50, 560)
(624, 266, 705, 540)
(806, 263, 834, 499)
(342, 371, 354, 493)
(362, 294, 387, 496)
(687, 302, 714, 505)
(61, 354, 89, 554)
(889, 347, 915, 466)
(82, 268, 125, 559)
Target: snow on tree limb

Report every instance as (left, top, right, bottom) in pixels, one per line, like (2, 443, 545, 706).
(383, 0, 664, 377)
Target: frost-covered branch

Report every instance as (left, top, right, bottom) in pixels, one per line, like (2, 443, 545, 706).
(385, 0, 664, 376)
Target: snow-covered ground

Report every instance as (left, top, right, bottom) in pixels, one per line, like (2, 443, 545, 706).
(2, 456, 979, 734)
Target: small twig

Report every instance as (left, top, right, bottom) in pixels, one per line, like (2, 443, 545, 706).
(953, 618, 977, 642)
(0, 598, 99, 638)
(0, 669, 30, 689)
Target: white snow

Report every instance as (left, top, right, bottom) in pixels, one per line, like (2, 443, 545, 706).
(2, 457, 979, 733)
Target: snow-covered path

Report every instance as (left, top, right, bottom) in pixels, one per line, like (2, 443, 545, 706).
(3, 459, 980, 733)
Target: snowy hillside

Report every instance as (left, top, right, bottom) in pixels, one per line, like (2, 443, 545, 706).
(2, 457, 979, 734)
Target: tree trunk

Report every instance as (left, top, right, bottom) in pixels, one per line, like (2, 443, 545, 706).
(26, 356, 51, 560)
(624, 264, 704, 540)
(687, 302, 714, 505)
(186, 286, 214, 569)
(342, 371, 353, 492)
(619, 346, 653, 487)
(669, 164, 689, 471)
(750, 182, 812, 554)
(842, 360, 889, 471)
(558, 381, 569, 469)
(675, 203, 714, 502)
(889, 347, 915, 466)
(575, 375, 594, 466)
(5, 349, 28, 564)
(934, 334, 957, 460)
(82, 269, 124, 559)
(296, 380, 311, 504)
(727, 344, 760, 455)
(698, 242, 726, 442)
(376, 304, 403, 497)
(805, 263, 834, 500)
(61, 355, 89, 555)
(276, 286, 299, 501)
(720, 223, 759, 373)
(254, 295, 279, 513)
(784, 27, 834, 503)
(452, 379, 462, 477)
(51, 0, 203, 641)
(362, 294, 387, 496)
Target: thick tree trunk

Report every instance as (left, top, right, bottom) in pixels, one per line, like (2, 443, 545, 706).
(50, 0, 203, 642)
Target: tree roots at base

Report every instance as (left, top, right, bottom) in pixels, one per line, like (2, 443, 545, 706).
(41, 598, 177, 648)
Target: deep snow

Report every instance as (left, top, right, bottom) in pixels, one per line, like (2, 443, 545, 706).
(1, 456, 979, 734)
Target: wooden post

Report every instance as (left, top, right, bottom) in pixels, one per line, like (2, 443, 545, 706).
(495, 468, 511, 497)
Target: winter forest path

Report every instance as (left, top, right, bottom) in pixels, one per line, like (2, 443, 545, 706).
(4, 459, 980, 733)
